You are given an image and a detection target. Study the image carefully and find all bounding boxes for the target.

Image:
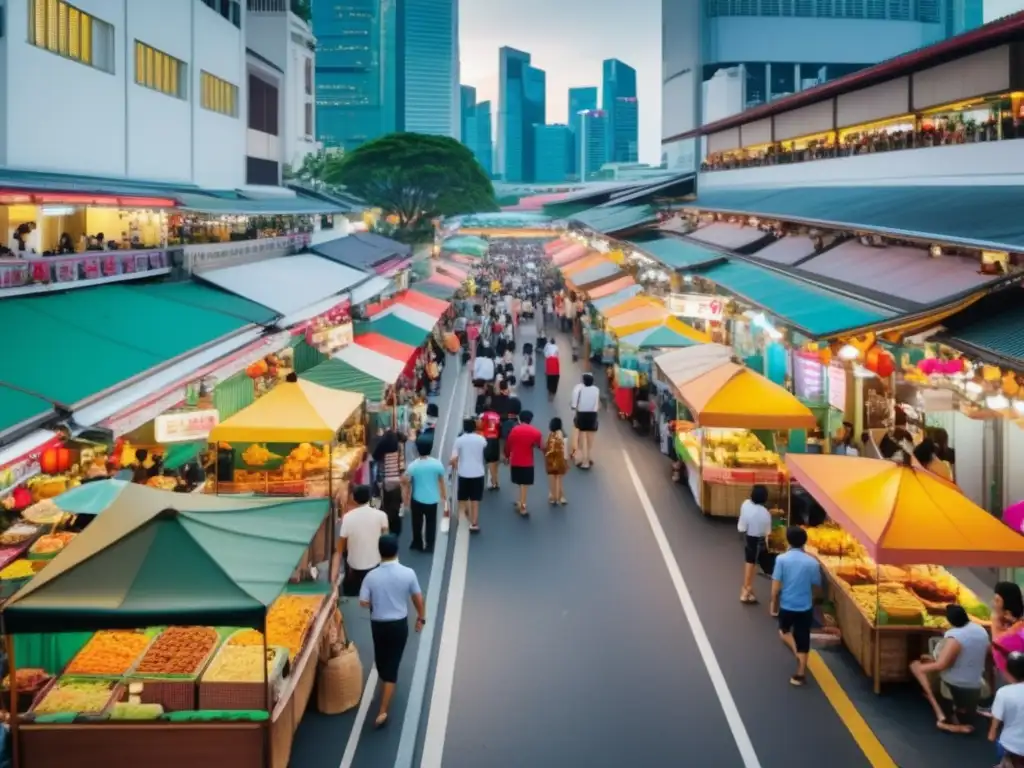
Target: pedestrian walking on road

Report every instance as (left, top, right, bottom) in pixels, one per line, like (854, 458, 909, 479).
(570, 372, 601, 469)
(737, 485, 772, 604)
(479, 403, 503, 491)
(990, 652, 1024, 767)
(360, 534, 425, 729)
(451, 418, 487, 533)
(373, 429, 406, 537)
(770, 526, 822, 687)
(505, 409, 542, 516)
(402, 440, 446, 552)
(339, 485, 389, 597)
(545, 417, 568, 505)
(543, 338, 561, 401)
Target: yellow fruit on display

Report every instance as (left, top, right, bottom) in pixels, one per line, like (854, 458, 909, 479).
(230, 595, 320, 660)
(0, 560, 36, 580)
(203, 646, 278, 682)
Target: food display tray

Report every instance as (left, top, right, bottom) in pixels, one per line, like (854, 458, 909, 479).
(25, 676, 124, 720)
(198, 638, 288, 711)
(125, 630, 222, 712)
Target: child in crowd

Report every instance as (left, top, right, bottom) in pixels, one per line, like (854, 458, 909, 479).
(544, 417, 568, 506)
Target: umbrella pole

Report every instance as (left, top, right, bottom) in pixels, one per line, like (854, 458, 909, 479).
(262, 618, 271, 768)
(6, 634, 19, 768)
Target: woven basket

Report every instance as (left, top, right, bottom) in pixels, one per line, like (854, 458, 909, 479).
(316, 642, 362, 715)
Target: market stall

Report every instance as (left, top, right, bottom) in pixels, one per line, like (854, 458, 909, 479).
(785, 452, 1024, 693)
(550, 243, 589, 267)
(2, 486, 339, 768)
(655, 344, 816, 517)
(587, 275, 637, 300)
(207, 376, 365, 511)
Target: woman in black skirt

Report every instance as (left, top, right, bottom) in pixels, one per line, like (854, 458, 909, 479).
(360, 535, 425, 728)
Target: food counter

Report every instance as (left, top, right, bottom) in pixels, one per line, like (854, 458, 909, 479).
(674, 427, 787, 517)
(10, 587, 338, 768)
(803, 525, 990, 693)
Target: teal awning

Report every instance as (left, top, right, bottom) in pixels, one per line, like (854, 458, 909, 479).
(591, 285, 643, 310)
(700, 261, 895, 338)
(569, 261, 624, 288)
(413, 280, 458, 300)
(573, 204, 657, 234)
(935, 288, 1024, 367)
(456, 212, 553, 228)
(360, 314, 428, 348)
(178, 192, 344, 215)
(301, 359, 387, 401)
(0, 386, 53, 436)
(626, 234, 725, 271)
(441, 235, 488, 257)
(0, 169, 202, 199)
(620, 326, 698, 349)
(687, 186, 1024, 250)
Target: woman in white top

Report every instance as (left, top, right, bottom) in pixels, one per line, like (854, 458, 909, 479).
(570, 372, 601, 469)
(737, 485, 773, 604)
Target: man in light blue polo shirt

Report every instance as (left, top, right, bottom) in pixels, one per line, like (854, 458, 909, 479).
(359, 535, 425, 729)
(402, 439, 446, 553)
(770, 526, 822, 687)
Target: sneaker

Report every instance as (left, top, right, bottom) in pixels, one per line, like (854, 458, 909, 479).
(440, 517, 450, 534)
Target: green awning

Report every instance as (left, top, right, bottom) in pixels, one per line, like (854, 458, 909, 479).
(626, 234, 726, 271)
(412, 281, 458, 300)
(3, 484, 329, 633)
(127, 282, 278, 325)
(0, 386, 53, 435)
(934, 288, 1024, 367)
(361, 314, 429, 348)
(700, 261, 895, 338)
(687, 186, 1024, 250)
(162, 441, 203, 471)
(178, 192, 344, 215)
(441, 235, 488, 257)
(456, 212, 553, 228)
(620, 325, 698, 349)
(0, 284, 258, 406)
(301, 359, 387, 401)
(573, 204, 657, 234)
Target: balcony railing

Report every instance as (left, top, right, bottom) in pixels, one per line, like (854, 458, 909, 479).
(702, 123, 1024, 172)
(0, 250, 171, 296)
(183, 233, 311, 273)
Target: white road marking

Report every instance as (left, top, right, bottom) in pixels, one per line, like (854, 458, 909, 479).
(418, 507, 470, 768)
(622, 450, 763, 768)
(394, 362, 469, 767)
(339, 357, 465, 768)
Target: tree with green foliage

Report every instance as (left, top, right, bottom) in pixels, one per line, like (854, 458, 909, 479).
(323, 133, 498, 232)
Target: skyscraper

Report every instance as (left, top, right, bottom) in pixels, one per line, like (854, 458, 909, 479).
(947, 0, 984, 36)
(578, 110, 608, 181)
(533, 124, 573, 183)
(602, 59, 638, 163)
(402, 0, 459, 137)
(498, 47, 546, 182)
(460, 86, 493, 176)
(313, 0, 398, 151)
(567, 86, 598, 177)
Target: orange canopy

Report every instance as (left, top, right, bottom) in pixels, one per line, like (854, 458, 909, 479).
(562, 253, 609, 275)
(545, 237, 572, 255)
(552, 244, 589, 266)
(786, 453, 1024, 567)
(606, 303, 669, 331)
(355, 333, 417, 363)
(654, 345, 815, 430)
(602, 296, 661, 319)
(587, 275, 636, 299)
(399, 290, 449, 318)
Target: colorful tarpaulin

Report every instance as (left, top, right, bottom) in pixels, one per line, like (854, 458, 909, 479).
(545, 237, 572, 255)
(3, 484, 329, 633)
(601, 296, 661, 319)
(619, 318, 709, 349)
(785, 453, 1024, 566)
(302, 358, 390, 401)
(210, 379, 365, 443)
(331, 343, 406, 384)
(552, 244, 589, 266)
(590, 285, 644, 311)
(562, 253, 610, 275)
(654, 344, 815, 429)
(588, 275, 637, 299)
(399, 290, 450, 318)
(441, 235, 488, 257)
(413, 280, 458, 300)
(356, 330, 420, 361)
(606, 304, 671, 334)
(381, 304, 437, 331)
(568, 261, 623, 289)
(426, 271, 461, 289)
(435, 259, 469, 281)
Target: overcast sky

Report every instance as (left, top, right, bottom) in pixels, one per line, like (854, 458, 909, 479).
(460, 0, 662, 165)
(459, 0, 1024, 168)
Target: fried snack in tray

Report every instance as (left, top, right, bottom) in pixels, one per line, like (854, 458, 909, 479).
(134, 627, 219, 676)
(65, 631, 151, 676)
(32, 678, 117, 715)
(203, 645, 281, 683)
(29, 532, 76, 555)
(0, 523, 39, 546)
(230, 595, 320, 660)
(834, 563, 874, 586)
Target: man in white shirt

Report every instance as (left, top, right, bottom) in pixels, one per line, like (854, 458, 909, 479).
(339, 484, 389, 597)
(451, 418, 487, 533)
(472, 350, 495, 391)
(543, 339, 559, 359)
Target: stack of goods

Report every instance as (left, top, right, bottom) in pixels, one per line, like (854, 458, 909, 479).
(29, 532, 76, 558)
(0, 559, 39, 581)
(146, 476, 180, 491)
(230, 594, 322, 660)
(134, 627, 220, 676)
(0, 523, 39, 548)
(702, 431, 779, 469)
(199, 643, 288, 710)
(30, 678, 122, 716)
(65, 631, 152, 676)
(805, 526, 866, 559)
(3, 668, 52, 712)
(20, 500, 65, 525)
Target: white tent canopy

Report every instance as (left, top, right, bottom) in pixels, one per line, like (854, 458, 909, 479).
(654, 344, 734, 388)
(350, 276, 393, 305)
(380, 304, 437, 331)
(332, 343, 405, 384)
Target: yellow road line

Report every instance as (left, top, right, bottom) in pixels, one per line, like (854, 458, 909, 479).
(807, 651, 898, 768)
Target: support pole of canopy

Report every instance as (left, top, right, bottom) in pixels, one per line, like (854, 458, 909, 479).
(7, 634, 19, 768)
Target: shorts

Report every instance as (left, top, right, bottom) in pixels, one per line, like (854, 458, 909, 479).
(575, 411, 599, 432)
(937, 679, 982, 715)
(510, 465, 535, 486)
(472, 378, 487, 389)
(743, 535, 765, 565)
(778, 608, 814, 654)
(457, 475, 485, 502)
(484, 437, 500, 464)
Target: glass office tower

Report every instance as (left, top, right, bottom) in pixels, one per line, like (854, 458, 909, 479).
(568, 86, 598, 177)
(498, 46, 546, 181)
(402, 0, 458, 136)
(533, 124, 573, 183)
(602, 59, 638, 163)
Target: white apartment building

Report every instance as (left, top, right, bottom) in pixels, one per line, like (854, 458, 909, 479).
(0, 0, 316, 191)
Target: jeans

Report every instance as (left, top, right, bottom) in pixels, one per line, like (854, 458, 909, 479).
(410, 500, 438, 551)
(381, 485, 403, 537)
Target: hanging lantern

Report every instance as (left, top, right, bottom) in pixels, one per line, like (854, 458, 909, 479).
(982, 365, 1002, 382)
(864, 345, 882, 372)
(1003, 373, 1021, 397)
(941, 358, 966, 375)
(55, 447, 71, 473)
(875, 352, 895, 378)
(40, 448, 59, 475)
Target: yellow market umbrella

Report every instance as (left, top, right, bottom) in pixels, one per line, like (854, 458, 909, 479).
(786, 453, 1024, 566)
(210, 379, 364, 443)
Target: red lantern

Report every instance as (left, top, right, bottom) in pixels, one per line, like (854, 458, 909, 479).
(40, 448, 58, 475)
(875, 352, 895, 378)
(864, 346, 881, 373)
(56, 447, 70, 472)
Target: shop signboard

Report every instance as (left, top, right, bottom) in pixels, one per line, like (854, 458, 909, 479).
(793, 351, 825, 402)
(155, 410, 220, 443)
(0, 434, 64, 497)
(828, 362, 847, 412)
(666, 293, 724, 322)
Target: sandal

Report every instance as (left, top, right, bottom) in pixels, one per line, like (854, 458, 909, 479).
(740, 593, 758, 604)
(374, 713, 389, 729)
(559, 497, 568, 505)
(469, 524, 480, 533)
(789, 674, 806, 687)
